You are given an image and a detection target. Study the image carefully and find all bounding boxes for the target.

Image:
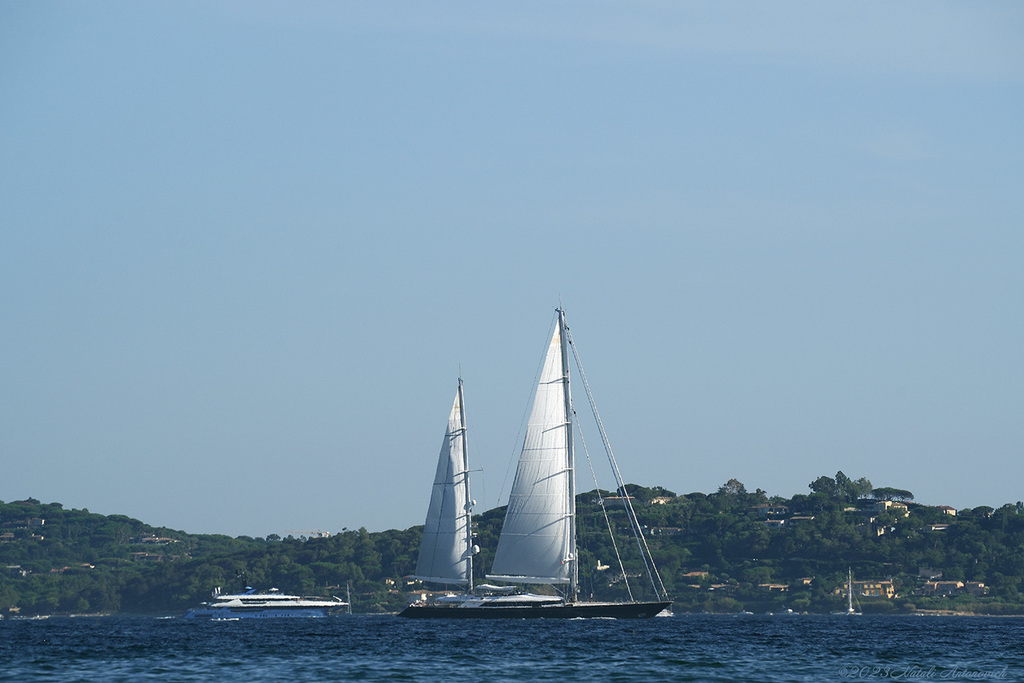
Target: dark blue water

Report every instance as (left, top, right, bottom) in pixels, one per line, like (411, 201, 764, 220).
(1, 614, 1020, 681)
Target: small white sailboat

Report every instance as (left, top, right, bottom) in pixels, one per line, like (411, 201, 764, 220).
(400, 308, 672, 619)
(834, 569, 862, 615)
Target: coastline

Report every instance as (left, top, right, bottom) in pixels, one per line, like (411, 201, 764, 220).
(911, 609, 1024, 617)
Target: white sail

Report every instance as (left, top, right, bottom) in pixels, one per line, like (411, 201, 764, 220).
(413, 381, 473, 585)
(489, 322, 575, 585)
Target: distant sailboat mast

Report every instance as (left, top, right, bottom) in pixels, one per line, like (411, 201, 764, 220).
(848, 569, 855, 614)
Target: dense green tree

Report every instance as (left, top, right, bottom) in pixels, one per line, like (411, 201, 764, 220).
(809, 475, 839, 498)
(871, 487, 915, 502)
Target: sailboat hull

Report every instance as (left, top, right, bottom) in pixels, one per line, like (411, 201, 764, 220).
(398, 600, 672, 619)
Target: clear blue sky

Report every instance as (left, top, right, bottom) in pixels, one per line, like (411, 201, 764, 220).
(2, 2, 1022, 537)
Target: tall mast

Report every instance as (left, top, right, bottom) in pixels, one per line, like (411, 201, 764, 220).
(557, 308, 577, 600)
(457, 377, 473, 591)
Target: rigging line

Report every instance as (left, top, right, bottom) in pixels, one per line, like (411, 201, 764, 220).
(496, 313, 559, 506)
(563, 322, 668, 600)
(565, 326, 658, 594)
(574, 409, 635, 602)
(476, 466, 487, 530)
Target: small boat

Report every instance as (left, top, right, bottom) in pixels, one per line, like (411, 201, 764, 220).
(400, 308, 672, 619)
(834, 569, 862, 615)
(183, 587, 347, 619)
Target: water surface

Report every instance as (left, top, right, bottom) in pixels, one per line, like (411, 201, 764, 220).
(2, 614, 1019, 681)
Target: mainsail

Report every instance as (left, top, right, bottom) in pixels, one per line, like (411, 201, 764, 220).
(489, 317, 576, 587)
(413, 380, 474, 586)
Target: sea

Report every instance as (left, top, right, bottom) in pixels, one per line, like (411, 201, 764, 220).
(1, 614, 1020, 682)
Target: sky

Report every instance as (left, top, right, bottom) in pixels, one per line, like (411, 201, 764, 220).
(2, 2, 1022, 538)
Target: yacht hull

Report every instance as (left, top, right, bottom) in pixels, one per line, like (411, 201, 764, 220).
(398, 600, 672, 619)
(183, 607, 339, 619)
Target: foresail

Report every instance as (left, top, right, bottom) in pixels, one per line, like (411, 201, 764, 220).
(489, 325, 574, 584)
(414, 386, 472, 585)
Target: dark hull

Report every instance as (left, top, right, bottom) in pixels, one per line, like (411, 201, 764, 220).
(398, 601, 672, 619)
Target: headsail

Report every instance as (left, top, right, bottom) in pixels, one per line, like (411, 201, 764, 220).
(414, 380, 474, 586)
(488, 316, 575, 586)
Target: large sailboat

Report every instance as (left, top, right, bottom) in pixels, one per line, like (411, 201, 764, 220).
(400, 309, 672, 619)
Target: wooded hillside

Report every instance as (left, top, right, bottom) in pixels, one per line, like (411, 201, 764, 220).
(2, 473, 1022, 615)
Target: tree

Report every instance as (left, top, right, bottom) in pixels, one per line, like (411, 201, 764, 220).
(718, 479, 747, 496)
(834, 472, 853, 499)
(849, 477, 874, 500)
(810, 472, 873, 503)
(871, 487, 914, 502)
(809, 476, 839, 498)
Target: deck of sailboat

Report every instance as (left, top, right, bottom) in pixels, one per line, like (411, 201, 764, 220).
(398, 600, 673, 619)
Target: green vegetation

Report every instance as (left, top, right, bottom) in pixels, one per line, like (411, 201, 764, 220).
(3, 473, 1023, 616)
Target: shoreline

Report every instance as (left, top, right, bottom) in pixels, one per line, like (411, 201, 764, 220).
(910, 609, 1024, 617)
(6, 610, 1024, 619)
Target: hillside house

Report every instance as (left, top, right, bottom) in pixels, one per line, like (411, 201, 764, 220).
(750, 504, 789, 518)
(875, 501, 909, 516)
(835, 580, 896, 599)
(921, 581, 963, 596)
(920, 581, 987, 597)
(759, 583, 789, 593)
(136, 536, 180, 545)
